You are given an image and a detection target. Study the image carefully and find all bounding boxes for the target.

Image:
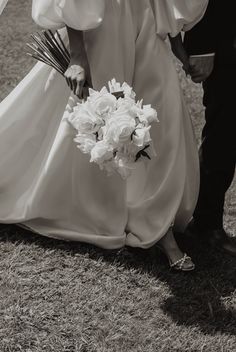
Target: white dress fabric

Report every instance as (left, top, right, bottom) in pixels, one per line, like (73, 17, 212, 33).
(0, 0, 208, 249)
(32, 0, 105, 30)
(0, 0, 8, 15)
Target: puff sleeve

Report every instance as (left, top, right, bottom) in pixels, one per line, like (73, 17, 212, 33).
(151, 0, 209, 39)
(32, 0, 105, 30)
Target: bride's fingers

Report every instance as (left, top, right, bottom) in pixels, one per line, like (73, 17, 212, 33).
(82, 86, 89, 100)
(65, 77, 70, 87)
(64, 70, 73, 90)
(75, 84, 81, 98)
(67, 77, 73, 91)
(75, 79, 86, 99)
(71, 78, 78, 95)
(65, 65, 85, 91)
(77, 84, 85, 100)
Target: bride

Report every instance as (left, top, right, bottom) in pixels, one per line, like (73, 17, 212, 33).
(0, 0, 208, 271)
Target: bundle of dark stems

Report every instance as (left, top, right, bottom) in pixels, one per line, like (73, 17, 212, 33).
(27, 30, 70, 75)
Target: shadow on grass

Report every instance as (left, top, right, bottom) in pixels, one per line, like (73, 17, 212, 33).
(1, 224, 236, 337)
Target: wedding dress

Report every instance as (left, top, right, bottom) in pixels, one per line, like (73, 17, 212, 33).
(0, 0, 208, 249)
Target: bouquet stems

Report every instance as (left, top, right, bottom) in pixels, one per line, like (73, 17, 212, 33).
(27, 30, 70, 75)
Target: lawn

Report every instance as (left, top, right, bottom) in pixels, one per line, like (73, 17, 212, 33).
(0, 1, 235, 351)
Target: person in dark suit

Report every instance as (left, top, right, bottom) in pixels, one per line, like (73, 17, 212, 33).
(183, 0, 236, 255)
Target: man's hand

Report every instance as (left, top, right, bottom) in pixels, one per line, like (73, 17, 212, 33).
(189, 56, 215, 83)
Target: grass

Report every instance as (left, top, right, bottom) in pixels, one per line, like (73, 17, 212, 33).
(0, 1, 235, 351)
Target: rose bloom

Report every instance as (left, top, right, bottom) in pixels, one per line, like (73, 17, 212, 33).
(68, 102, 104, 134)
(121, 82, 136, 101)
(116, 96, 136, 113)
(108, 78, 122, 93)
(90, 140, 114, 164)
(103, 109, 136, 145)
(131, 103, 158, 126)
(74, 133, 96, 154)
(88, 87, 117, 118)
(132, 126, 151, 147)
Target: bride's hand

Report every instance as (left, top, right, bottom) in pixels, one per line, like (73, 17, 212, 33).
(65, 27, 92, 99)
(64, 61, 92, 99)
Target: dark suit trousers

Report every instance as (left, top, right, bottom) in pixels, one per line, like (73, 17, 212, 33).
(194, 64, 236, 229)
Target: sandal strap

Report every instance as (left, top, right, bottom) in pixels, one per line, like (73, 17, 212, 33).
(170, 253, 192, 269)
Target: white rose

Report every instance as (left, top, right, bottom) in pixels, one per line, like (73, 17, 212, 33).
(141, 104, 158, 124)
(108, 79, 136, 103)
(88, 87, 117, 117)
(116, 96, 136, 113)
(131, 103, 158, 126)
(104, 110, 136, 145)
(74, 133, 96, 154)
(108, 79, 122, 93)
(132, 126, 151, 147)
(68, 101, 104, 134)
(121, 82, 136, 101)
(90, 141, 114, 164)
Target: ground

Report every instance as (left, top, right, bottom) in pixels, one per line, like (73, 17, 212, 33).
(0, 1, 235, 351)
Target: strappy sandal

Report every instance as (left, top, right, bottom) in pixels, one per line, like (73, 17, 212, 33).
(169, 253, 195, 272)
(157, 245, 195, 272)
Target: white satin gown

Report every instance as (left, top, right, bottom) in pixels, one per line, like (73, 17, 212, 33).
(0, 0, 208, 249)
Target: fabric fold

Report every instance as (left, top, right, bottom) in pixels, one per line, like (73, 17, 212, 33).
(0, 0, 8, 16)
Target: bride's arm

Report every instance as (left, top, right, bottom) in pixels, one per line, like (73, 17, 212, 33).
(32, 0, 105, 97)
(65, 27, 92, 98)
(151, 0, 209, 39)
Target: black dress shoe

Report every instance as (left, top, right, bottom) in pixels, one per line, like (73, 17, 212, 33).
(186, 219, 236, 257)
(0, 223, 9, 232)
(208, 229, 236, 257)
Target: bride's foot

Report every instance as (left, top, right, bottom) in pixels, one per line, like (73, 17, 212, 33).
(157, 229, 195, 271)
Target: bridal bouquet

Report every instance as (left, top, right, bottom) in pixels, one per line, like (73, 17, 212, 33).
(65, 79, 159, 179)
(27, 32, 158, 178)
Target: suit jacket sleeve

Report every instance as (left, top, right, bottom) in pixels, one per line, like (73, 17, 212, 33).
(184, 0, 219, 55)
